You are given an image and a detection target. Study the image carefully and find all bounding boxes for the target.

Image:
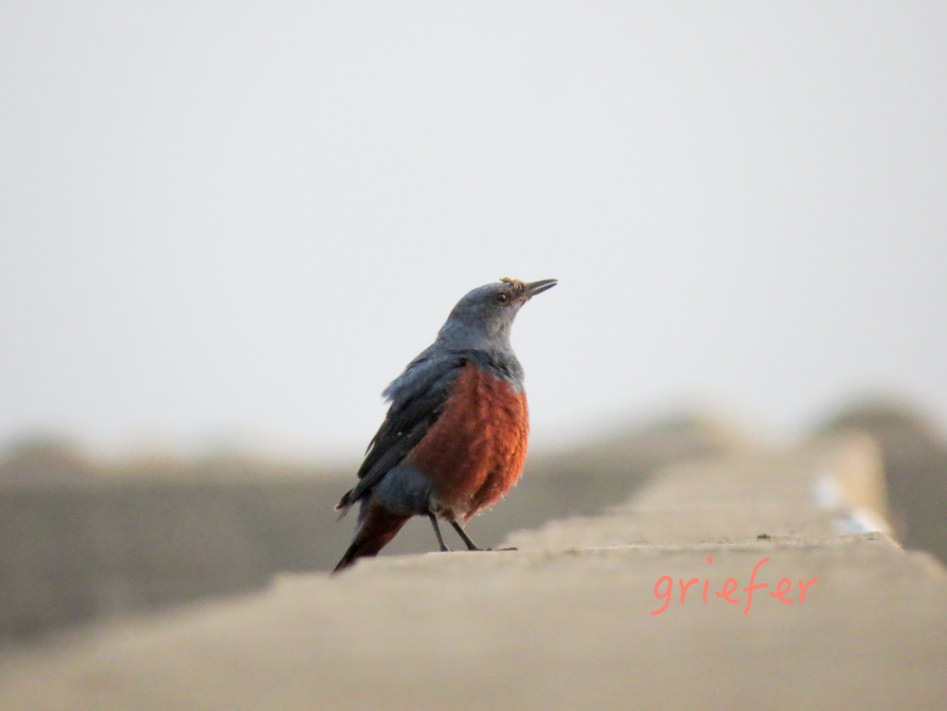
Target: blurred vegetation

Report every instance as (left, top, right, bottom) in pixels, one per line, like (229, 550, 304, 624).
(0, 435, 333, 485)
(0, 436, 98, 483)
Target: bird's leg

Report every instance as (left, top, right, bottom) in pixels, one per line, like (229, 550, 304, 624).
(450, 521, 483, 551)
(450, 521, 519, 552)
(428, 512, 451, 552)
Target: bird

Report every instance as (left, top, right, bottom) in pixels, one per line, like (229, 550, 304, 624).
(332, 276, 557, 573)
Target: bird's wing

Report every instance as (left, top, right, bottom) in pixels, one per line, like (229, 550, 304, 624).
(335, 351, 465, 514)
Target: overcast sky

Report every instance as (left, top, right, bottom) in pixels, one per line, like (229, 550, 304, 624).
(2, 2, 945, 460)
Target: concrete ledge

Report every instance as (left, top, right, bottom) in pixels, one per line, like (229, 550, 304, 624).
(507, 434, 890, 550)
(0, 436, 944, 711)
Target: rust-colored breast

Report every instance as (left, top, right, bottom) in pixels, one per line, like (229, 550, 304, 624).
(408, 362, 529, 521)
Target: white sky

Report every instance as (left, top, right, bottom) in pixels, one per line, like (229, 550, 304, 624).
(2, 2, 945, 459)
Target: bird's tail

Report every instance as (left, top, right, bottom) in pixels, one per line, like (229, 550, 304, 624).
(332, 504, 409, 574)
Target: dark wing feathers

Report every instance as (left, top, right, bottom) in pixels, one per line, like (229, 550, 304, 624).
(335, 352, 465, 514)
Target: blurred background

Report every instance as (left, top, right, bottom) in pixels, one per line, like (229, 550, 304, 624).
(1, 3, 945, 643)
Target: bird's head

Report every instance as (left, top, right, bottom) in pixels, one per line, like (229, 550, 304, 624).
(437, 277, 558, 350)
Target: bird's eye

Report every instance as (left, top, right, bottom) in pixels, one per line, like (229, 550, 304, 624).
(497, 292, 510, 304)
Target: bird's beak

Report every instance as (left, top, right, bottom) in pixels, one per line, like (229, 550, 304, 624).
(524, 278, 558, 298)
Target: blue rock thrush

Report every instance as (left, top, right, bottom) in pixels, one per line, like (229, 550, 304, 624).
(332, 277, 557, 573)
